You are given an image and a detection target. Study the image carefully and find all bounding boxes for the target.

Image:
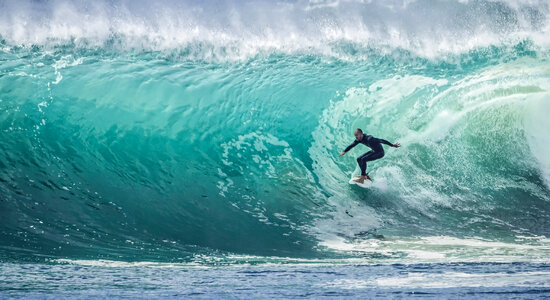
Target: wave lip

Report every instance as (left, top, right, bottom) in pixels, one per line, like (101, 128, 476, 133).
(1, 0, 550, 60)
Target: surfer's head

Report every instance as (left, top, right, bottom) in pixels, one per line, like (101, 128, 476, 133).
(354, 128, 364, 140)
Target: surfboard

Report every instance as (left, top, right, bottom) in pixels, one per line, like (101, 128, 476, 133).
(349, 177, 373, 188)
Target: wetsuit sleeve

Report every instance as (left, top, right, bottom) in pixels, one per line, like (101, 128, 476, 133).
(344, 140, 359, 152)
(377, 138, 393, 146)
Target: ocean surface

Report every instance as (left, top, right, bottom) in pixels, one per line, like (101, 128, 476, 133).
(1, 0, 550, 298)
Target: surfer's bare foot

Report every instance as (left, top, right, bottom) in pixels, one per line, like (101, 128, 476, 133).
(352, 176, 366, 184)
(353, 175, 372, 184)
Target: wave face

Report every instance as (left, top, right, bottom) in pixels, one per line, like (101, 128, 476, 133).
(1, 0, 550, 262)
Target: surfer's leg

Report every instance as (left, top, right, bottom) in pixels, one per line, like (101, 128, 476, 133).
(358, 151, 385, 175)
(357, 151, 373, 176)
(365, 150, 384, 162)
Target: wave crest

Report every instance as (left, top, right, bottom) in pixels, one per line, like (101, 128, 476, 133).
(1, 0, 549, 60)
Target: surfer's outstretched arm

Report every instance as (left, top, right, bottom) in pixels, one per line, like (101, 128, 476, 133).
(340, 140, 359, 156)
(344, 140, 359, 152)
(378, 138, 400, 148)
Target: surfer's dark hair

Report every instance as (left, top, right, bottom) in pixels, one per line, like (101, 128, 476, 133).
(355, 128, 363, 133)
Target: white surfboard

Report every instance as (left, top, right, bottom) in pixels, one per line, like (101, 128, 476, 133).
(349, 177, 373, 188)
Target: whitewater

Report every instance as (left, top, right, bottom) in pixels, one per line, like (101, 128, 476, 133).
(1, 0, 550, 298)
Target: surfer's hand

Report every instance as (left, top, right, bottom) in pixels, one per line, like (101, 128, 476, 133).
(339, 152, 346, 157)
(393, 143, 401, 148)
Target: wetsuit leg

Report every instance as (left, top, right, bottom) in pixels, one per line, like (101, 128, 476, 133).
(357, 151, 385, 176)
(357, 151, 373, 176)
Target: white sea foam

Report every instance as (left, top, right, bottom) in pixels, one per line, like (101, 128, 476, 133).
(0, 0, 549, 60)
(54, 234, 550, 267)
(318, 234, 550, 265)
(525, 94, 550, 188)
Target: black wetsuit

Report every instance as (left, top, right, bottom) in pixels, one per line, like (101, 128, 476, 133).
(343, 135, 393, 176)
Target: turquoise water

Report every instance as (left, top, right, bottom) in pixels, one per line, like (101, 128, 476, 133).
(1, 0, 550, 297)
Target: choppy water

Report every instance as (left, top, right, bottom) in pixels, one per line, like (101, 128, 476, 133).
(1, 0, 550, 298)
(2, 260, 550, 299)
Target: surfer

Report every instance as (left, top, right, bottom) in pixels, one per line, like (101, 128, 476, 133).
(339, 128, 400, 184)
